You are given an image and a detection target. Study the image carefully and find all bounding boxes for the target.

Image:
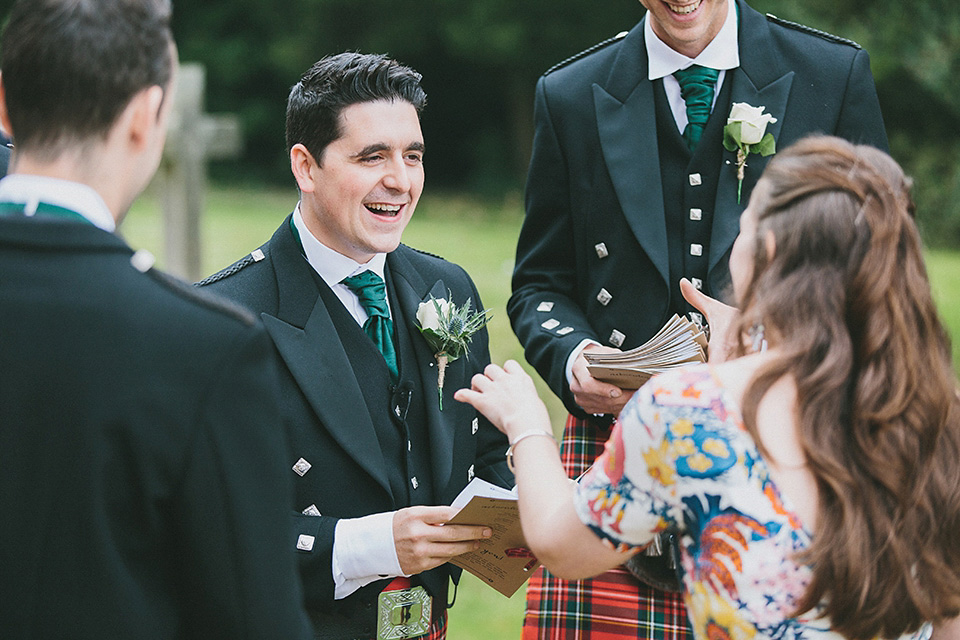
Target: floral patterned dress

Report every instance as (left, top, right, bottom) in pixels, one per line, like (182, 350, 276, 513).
(573, 365, 931, 640)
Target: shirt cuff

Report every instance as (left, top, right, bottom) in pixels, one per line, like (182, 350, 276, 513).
(332, 511, 405, 600)
(565, 338, 602, 387)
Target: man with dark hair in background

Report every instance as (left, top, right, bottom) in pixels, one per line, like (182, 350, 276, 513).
(200, 52, 513, 639)
(0, 1, 313, 637)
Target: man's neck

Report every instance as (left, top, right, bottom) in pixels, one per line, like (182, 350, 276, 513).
(645, 0, 739, 80)
(647, 0, 735, 60)
(0, 171, 118, 232)
(292, 204, 387, 289)
(12, 153, 124, 226)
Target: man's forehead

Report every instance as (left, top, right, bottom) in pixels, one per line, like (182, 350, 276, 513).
(339, 100, 420, 124)
(336, 101, 423, 147)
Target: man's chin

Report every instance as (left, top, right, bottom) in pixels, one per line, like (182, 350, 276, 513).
(366, 226, 411, 254)
(377, 238, 404, 255)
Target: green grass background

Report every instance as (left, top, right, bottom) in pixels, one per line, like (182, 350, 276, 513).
(123, 184, 960, 640)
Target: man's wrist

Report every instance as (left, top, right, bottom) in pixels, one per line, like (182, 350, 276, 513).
(333, 511, 404, 581)
(565, 338, 601, 387)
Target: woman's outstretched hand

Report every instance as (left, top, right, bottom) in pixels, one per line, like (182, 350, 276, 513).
(680, 278, 739, 363)
(454, 360, 551, 441)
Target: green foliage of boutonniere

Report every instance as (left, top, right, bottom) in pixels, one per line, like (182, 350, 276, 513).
(416, 293, 492, 410)
(723, 102, 777, 204)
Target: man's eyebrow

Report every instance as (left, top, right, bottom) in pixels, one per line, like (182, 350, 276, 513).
(352, 143, 390, 158)
(351, 141, 425, 158)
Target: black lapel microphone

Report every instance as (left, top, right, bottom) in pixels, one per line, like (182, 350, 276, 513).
(390, 380, 414, 426)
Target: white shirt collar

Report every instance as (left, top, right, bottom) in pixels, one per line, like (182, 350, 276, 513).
(645, 0, 740, 81)
(0, 174, 116, 232)
(292, 203, 387, 288)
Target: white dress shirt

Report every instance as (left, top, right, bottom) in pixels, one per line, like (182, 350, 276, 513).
(291, 206, 408, 600)
(564, 0, 740, 389)
(0, 174, 116, 232)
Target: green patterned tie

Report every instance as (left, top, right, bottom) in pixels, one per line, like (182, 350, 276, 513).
(674, 65, 720, 151)
(341, 270, 399, 383)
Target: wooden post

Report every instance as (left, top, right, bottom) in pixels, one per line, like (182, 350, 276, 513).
(153, 63, 242, 280)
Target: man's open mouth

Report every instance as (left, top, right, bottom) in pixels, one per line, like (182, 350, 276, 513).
(366, 203, 403, 217)
(667, 0, 702, 15)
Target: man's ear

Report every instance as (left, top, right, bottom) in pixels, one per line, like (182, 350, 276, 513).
(290, 143, 319, 194)
(0, 74, 13, 138)
(122, 85, 165, 153)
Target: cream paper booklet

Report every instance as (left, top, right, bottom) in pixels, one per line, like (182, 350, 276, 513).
(584, 314, 707, 390)
(447, 478, 539, 597)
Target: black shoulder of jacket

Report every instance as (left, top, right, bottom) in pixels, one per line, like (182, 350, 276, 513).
(544, 30, 630, 76)
(195, 248, 267, 287)
(403, 244, 446, 262)
(765, 14, 861, 49)
(146, 266, 256, 326)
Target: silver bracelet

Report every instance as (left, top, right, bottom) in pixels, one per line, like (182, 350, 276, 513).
(505, 429, 555, 473)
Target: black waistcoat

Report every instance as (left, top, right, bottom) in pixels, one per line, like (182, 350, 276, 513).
(653, 75, 733, 315)
(313, 272, 435, 510)
(312, 270, 451, 610)
(385, 268, 436, 506)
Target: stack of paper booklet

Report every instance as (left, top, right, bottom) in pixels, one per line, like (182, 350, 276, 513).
(584, 314, 708, 390)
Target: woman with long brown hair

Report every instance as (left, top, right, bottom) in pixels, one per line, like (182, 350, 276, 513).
(456, 136, 960, 639)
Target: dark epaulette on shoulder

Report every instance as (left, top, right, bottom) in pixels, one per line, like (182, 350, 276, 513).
(544, 30, 630, 76)
(147, 267, 256, 326)
(195, 248, 266, 287)
(766, 14, 861, 49)
(405, 244, 445, 262)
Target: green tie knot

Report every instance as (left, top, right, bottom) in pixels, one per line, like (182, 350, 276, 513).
(674, 65, 720, 151)
(341, 270, 398, 382)
(341, 270, 390, 319)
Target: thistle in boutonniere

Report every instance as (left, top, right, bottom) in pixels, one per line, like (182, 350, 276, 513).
(723, 102, 777, 204)
(416, 294, 492, 410)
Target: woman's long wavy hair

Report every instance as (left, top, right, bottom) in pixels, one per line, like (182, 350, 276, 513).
(731, 136, 960, 639)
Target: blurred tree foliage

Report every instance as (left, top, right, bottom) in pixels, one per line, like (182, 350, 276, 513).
(750, 0, 960, 243)
(164, 0, 960, 242)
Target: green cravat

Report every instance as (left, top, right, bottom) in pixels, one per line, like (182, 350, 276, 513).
(674, 65, 720, 152)
(341, 270, 399, 383)
(0, 201, 92, 224)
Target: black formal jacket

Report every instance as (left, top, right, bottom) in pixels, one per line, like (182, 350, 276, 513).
(200, 216, 513, 630)
(509, 0, 889, 415)
(0, 211, 313, 639)
(0, 145, 10, 178)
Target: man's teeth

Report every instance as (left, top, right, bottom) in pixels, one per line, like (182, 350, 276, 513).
(367, 204, 402, 215)
(669, 0, 700, 14)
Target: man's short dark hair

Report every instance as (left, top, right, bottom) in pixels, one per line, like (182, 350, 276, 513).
(1, 0, 174, 157)
(285, 52, 427, 164)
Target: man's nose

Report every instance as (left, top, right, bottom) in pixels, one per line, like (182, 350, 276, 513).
(382, 157, 413, 192)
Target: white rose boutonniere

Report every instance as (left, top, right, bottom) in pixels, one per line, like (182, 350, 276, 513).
(416, 294, 492, 410)
(723, 102, 777, 204)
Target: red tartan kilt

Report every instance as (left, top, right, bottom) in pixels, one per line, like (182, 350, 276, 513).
(522, 414, 693, 639)
(422, 609, 448, 640)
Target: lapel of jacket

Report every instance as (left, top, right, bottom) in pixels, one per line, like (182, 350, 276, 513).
(386, 246, 459, 492)
(710, 0, 794, 272)
(594, 20, 670, 289)
(258, 217, 391, 496)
